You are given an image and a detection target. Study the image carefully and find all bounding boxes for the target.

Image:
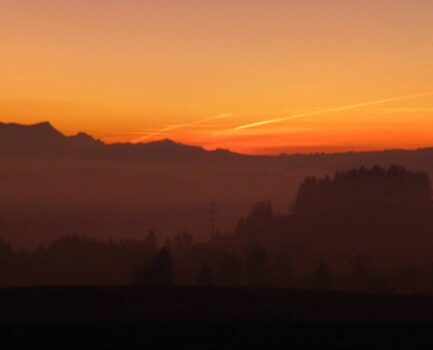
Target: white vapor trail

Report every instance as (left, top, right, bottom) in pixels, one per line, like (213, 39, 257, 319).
(131, 113, 233, 143)
(224, 91, 433, 134)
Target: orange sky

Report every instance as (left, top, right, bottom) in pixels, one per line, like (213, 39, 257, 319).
(1, 0, 433, 154)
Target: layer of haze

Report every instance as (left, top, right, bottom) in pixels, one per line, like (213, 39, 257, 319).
(1, 0, 433, 154)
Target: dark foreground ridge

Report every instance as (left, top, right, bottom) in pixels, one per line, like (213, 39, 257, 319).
(2, 286, 433, 347)
(1, 285, 433, 324)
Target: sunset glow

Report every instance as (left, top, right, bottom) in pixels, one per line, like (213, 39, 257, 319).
(1, 0, 433, 154)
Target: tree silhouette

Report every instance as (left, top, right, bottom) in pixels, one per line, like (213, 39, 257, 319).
(350, 254, 371, 292)
(397, 263, 418, 294)
(236, 200, 273, 237)
(311, 260, 331, 290)
(245, 244, 268, 286)
(295, 165, 432, 219)
(0, 238, 15, 284)
(275, 250, 292, 288)
(197, 262, 214, 286)
(145, 230, 158, 257)
(220, 253, 243, 287)
(172, 230, 193, 257)
(146, 246, 174, 286)
(293, 165, 433, 259)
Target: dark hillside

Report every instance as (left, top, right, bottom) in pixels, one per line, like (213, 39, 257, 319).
(2, 286, 433, 324)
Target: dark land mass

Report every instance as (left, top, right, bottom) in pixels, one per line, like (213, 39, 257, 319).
(1, 286, 433, 347)
(4, 121, 433, 247)
(3, 123, 433, 345)
(2, 285, 433, 324)
(0, 165, 433, 290)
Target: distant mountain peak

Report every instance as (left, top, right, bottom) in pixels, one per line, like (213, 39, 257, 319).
(70, 131, 101, 142)
(31, 121, 55, 129)
(143, 138, 201, 150)
(0, 121, 64, 137)
(0, 121, 104, 156)
(147, 138, 182, 146)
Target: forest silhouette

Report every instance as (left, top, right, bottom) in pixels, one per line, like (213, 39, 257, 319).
(1, 164, 432, 295)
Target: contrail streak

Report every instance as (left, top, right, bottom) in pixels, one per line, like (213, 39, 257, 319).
(131, 113, 233, 143)
(226, 91, 433, 133)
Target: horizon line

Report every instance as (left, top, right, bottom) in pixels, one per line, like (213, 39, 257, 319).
(3, 119, 433, 158)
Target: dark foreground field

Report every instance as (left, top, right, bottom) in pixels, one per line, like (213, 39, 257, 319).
(1, 286, 433, 347)
(2, 285, 433, 323)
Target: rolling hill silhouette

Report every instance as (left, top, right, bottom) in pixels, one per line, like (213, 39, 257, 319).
(2, 121, 433, 248)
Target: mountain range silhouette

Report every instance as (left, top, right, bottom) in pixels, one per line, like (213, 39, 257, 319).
(3, 121, 433, 163)
(0, 121, 102, 155)
(0, 121, 234, 159)
(2, 121, 433, 248)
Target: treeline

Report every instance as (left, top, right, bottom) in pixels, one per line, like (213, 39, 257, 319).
(1, 165, 433, 294)
(0, 231, 430, 294)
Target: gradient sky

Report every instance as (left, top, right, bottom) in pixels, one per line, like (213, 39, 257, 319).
(1, 0, 433, 154)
